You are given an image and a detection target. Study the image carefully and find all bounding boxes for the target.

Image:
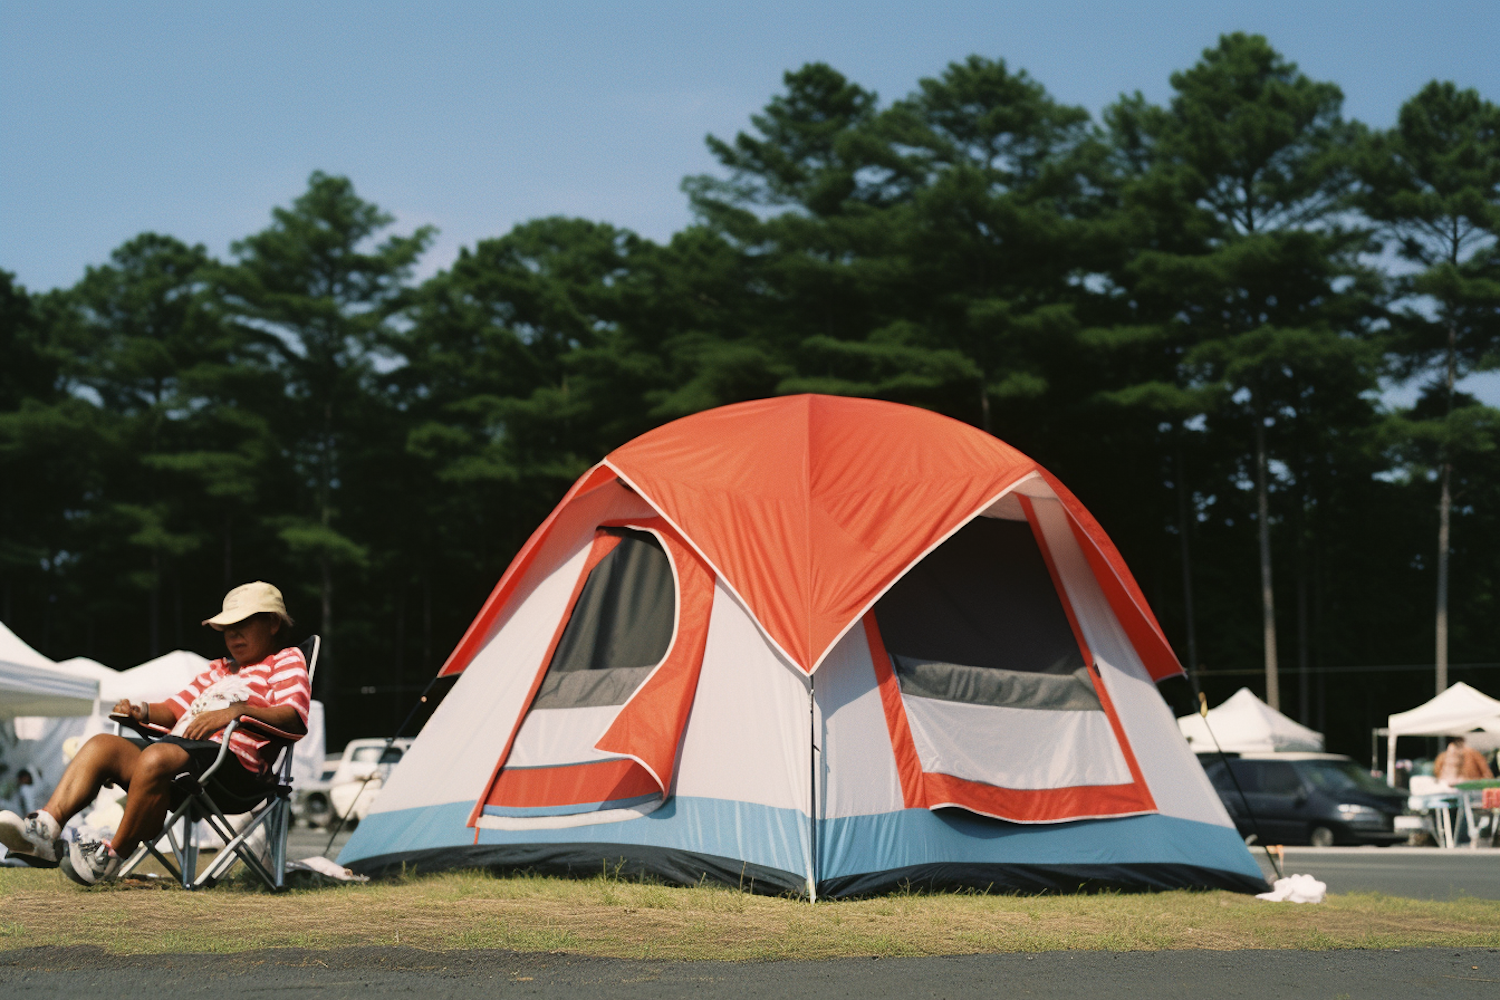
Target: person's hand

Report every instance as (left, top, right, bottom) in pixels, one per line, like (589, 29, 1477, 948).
(181, 707, 239, 741)
(112, 699, 146, 722)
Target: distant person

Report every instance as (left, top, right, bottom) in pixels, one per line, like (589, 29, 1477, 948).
(1434, 736, 1492, 785)
(0, 582, 310, 885)
(15, 770, 39, 816)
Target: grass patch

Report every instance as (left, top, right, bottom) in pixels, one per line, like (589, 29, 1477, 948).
(2, 866, 1497, 960)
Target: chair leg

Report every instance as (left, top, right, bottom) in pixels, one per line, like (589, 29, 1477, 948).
(118, 803, 193, 887)
(183, 816, 198, 885)
(194, 799, 284, 890)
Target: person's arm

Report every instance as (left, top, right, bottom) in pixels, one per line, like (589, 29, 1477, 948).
(109, 698, 179, 729)
(1474, 749, 1493, 780)
(179, 701, 301, 741)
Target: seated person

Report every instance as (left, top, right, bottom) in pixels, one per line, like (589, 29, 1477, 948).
(1435, 735, 1493, 785)
(0, 581, 311, 885)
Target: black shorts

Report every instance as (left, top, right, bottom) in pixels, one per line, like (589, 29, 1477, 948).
(127, 735, 267, 800)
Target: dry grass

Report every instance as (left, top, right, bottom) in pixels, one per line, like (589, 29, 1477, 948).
(2, 865, 1498, 960)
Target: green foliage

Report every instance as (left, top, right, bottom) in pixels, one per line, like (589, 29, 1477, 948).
(3, 39, 1499, 752)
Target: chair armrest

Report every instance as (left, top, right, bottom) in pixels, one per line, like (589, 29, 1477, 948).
(109, 713, 171, 739)
(234, 715, 305, 742)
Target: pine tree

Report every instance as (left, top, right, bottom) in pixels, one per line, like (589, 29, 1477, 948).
(1357, 81, 1500, 693)
(217, 173, 433, 691)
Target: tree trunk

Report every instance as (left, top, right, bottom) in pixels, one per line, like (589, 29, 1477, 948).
(1313, 540, 1327, 734)
(319, 552, 333, 696)
(223, 510, 233, 590)
(1435, 314, 1457, 694)
(319, 401, 336, 693)
(979, 380, 992, 434)
(1436, 461, 1451, 694)
(149, 551, 161, 658)
(173, 569, 183, 650)
(1296, 462, 1310, 724)
(1174, 441, 1199, 678)
(394, 584, 405, 678)
(422, 577, 432, 671)
(1254, 418, 1280, 710)
(1297, 556, 1310, 724)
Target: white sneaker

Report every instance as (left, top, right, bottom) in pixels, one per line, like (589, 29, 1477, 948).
(0, 809, 62, 863)
(61, 838, 122, 886)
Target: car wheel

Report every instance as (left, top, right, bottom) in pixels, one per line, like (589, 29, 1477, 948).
(1309, 825, 1335, 848)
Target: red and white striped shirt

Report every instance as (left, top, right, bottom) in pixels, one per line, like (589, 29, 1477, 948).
(165, 646, 312, 775)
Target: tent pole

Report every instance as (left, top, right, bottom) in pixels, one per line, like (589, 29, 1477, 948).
(807, 674, 818, 903)
(1199, 692, 1282, 880)
(1386, 731, 1398, 788)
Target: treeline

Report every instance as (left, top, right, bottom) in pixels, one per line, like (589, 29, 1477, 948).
(4, 34, 1499, 754)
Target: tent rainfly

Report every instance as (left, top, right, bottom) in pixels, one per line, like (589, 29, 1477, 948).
(337, 395, 1267, 897)
(0, 622, 98, 719)
(1177, 687, 1324, 754)
(1386, 683, 1500, 770)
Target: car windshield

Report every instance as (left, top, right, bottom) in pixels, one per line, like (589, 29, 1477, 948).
(351, 745, 404, 764)
(1298, 760, 1390, 796)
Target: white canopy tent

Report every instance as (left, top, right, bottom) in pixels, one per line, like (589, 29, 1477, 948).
(1385, 682, 1500, 779)
(0, 622, 99, 720)
(1177, 687, 1324, 754)
(102, 648, 210, 704)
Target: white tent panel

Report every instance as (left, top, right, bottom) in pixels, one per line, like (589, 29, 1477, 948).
(0, 622, 99, 719)
(110, 649, 211, 703)
(903, 696, 1130, 789)
(1387, 681, 1500, 737)
(1176, 687, 1324, 754)
(817, 623, 904, 819)
(290, 699, 327, 787)
(0, 658, 100, 719)
(0, 621, 53, 671)
(509, 705, 625, 768)
(1032, 494, 1240, 828)
(674, 583, 811, 814)
(366, 540, 595, 818)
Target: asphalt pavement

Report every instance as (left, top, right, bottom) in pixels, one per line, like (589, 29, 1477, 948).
(1254, 846, 1500, 900)
(286, 824, 353, 865)
(3, 946, 1499, 999)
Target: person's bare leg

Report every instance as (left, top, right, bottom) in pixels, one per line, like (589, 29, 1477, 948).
(111, 742, 192, 855)
(41, 734, 143, 826)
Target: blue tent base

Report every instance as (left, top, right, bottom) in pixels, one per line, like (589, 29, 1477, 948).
(344, 843, 1266, 898)
(345, 842, 807, 897)
(819, 861, 1267, 898)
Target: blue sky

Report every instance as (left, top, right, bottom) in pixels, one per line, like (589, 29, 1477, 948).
(5, 1, 1498, 293)
(3, 3, 1498, 401)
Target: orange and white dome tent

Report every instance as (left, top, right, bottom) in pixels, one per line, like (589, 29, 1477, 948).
(340, 395, 1265, 896)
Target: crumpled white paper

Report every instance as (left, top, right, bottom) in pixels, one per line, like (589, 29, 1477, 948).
(287, 855, 369, 882)
(1256, 873, 1326, 903)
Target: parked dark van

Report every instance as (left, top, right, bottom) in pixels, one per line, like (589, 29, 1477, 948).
(1199, 752, 1409, 847)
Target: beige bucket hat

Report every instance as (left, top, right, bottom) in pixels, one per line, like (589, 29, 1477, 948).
(202, 581, 294, 630)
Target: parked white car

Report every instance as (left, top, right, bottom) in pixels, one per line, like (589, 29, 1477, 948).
(291, 753, 343, 828)
(326, 738, 412, 827)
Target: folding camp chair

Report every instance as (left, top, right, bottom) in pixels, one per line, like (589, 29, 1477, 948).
(110, 635, 320, 890)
